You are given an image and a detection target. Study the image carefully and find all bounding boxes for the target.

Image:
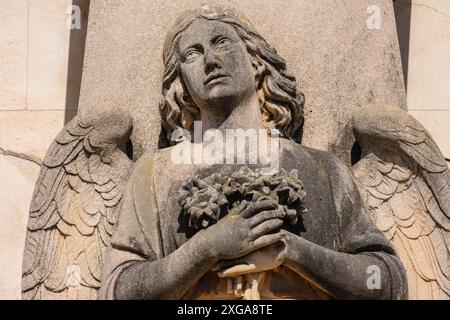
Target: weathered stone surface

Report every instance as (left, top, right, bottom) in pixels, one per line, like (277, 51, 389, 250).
(401, 0, 450, 162)
(27, 0, 72, 110)
(0, 0, 28, 110)
(409, 111, 450, 159)
(78, 0, 406, 163)
(406, 0, 450, 111)
(0, 0, 78, 300)
(21, 112, 133, 300)
(0, 111, 64, 161)
(353, 105, 450, 300)
(0, 111, 64, 299)
(0, 156, 40, 300)
(0, 0, 73, 111)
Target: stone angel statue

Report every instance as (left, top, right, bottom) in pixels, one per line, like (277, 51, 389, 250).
(352, 105, 450, 300)
(96, 6, 407, 300)
(21, 112, 134, 299)
(23, 6, 422, 300)
(23, 5, 411, 300)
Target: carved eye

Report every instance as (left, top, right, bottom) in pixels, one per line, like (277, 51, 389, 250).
(184, 49, 201, 62)
(216, 38, 232, 49)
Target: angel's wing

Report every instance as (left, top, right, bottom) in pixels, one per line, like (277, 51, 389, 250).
(22, 111, 133, 300)
(352, 106, 450, 300)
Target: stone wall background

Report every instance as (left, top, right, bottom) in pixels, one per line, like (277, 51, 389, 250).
(0, 0, 72, 299)
(0, 0, 448, 299)
(78, 0, 407, 163)
(396, 0, 450, 161)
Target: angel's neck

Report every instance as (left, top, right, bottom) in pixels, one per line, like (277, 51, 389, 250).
(199, 93, 264, 135)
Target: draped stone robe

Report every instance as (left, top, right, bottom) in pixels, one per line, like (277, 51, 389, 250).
(98, 139, 407, 299)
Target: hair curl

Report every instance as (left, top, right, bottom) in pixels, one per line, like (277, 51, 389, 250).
(159, 5, 305, 147)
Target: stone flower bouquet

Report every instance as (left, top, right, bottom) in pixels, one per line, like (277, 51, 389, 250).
(177, 167, 308, 232)
(177, 167, 308, 299)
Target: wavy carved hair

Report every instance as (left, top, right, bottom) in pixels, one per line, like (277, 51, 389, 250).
(159, 5, 305, 147)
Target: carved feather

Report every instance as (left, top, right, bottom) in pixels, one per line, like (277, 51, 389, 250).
(352, 106, 450, 300)
(22, 111, 133, 300)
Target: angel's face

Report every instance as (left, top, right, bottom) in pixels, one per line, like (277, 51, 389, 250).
(178, 19, 256, 111)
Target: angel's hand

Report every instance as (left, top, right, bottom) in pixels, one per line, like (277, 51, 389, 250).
(215, 238, 288, 277)
(199, 200, 284, 261)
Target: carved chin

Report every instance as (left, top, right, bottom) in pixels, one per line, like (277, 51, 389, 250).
(203, 87, 244, 106)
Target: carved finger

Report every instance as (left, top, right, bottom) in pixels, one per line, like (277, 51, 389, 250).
(248, 209, 284, 227)
(241, 200, 277, 218)
(227, 200, 248, 217)
(249, 219, 283, 240)
(218, 264, 257, 278)
(252, 233, 283, 250)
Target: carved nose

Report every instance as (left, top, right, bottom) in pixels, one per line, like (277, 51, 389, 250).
(204, 48, 221, 74)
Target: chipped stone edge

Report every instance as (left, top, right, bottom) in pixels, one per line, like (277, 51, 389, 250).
(0, 147, 42, 166)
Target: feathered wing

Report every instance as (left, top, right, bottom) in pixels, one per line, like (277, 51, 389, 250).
(352, 106, 450, 300)
(22, 111, 133, 300)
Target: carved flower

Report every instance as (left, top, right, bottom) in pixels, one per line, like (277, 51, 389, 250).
(177, 167, 308, 232)
(177, 174, 228, 230)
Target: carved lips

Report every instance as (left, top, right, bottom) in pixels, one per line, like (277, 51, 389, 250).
(204, 73, 230, 86)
